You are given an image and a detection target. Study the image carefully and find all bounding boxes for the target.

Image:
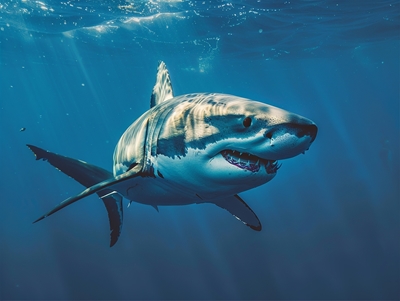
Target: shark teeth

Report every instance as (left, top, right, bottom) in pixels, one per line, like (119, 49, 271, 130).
(221, 150, 280, 174)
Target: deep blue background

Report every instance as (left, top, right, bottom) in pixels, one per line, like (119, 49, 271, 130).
(1, 1, 399, 300)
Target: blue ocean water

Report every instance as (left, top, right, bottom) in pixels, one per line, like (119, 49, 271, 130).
(0, 0, 399, 300)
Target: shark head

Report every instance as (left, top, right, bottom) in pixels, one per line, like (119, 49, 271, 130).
(152, 93, 317, 198)
(202, 95, 317, 170)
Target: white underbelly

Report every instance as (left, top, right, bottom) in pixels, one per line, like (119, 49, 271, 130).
(111, 148, 275, 206)
(111, 176, 202, 206)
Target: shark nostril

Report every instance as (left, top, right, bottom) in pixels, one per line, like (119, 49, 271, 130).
(265, 131, 273, 139)
(297, 124, 318, 142)
(266, 123, 317, 142)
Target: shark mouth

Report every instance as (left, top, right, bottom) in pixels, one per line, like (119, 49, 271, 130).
(221, 150, 281, 174)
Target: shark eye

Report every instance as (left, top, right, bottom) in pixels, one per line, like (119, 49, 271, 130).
(243, 117, 252, 128)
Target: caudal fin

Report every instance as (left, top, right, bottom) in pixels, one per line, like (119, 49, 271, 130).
(27, 144, 131, 247)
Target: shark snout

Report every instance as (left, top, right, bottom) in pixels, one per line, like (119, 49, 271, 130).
(295, 123, 318, 142)
(261, 118, 318, 160)
(265, 122, 317, 141)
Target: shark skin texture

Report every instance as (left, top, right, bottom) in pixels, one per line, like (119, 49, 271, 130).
(28, 61, 317, 247)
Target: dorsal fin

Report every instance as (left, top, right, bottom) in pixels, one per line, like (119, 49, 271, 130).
(150, 61, 174, 108)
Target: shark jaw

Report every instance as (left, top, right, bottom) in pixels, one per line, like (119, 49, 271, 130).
(201, 124, 317, 179)
(220, 149, 281, 174)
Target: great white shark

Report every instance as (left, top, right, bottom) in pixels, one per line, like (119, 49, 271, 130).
(28, 61, 317, 247)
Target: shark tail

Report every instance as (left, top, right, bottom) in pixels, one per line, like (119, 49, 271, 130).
(27, 144, 123, 247)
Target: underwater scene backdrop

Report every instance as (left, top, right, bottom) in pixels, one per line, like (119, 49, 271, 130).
(0, 1, 399, 300)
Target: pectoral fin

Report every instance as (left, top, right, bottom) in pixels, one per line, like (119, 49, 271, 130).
(212, 195, 262, 231)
